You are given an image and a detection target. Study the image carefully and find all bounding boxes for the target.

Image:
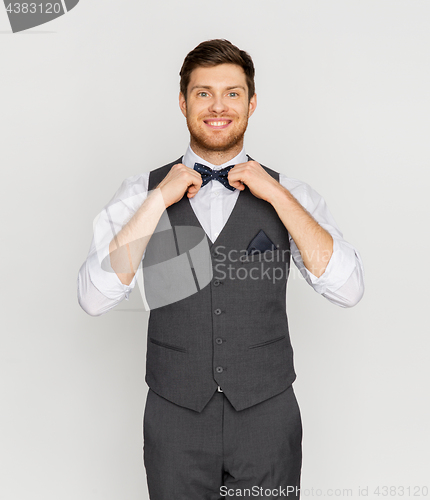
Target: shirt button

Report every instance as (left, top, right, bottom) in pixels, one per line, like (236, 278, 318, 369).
(214, 308, 222, 315)
(215, 338, 223, 345)
(213, 280, 221, 287)
(216, 366, 224, 373)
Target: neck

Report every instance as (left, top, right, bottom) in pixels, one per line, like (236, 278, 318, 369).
(190, 139, 244, 166)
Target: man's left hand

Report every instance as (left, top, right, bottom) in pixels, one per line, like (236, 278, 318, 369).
(228, 161, 282, 203)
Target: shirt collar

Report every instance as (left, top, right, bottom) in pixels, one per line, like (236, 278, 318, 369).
(183, 144, 248, 171)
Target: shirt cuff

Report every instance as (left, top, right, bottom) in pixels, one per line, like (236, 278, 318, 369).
(302, 236, 360, 295)
(87, 247, 137, 301)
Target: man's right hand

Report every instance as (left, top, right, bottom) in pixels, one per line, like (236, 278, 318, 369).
(157, 163, 202, 207)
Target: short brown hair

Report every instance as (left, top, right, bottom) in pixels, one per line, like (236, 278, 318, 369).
(180, 39, 255, 101)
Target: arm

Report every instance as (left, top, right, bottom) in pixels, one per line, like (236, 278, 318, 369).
(281, 174, 364, 308)
(78, 164, 202, 315)
(108, 188, 166, 286)
(228, 161, 364, 307)
(77, 173, 149, 316)
(268, 185, 333, 278)
(78, 164, 203, 317)
(229, 161, 333, 277)
(108, 163, 203, 286)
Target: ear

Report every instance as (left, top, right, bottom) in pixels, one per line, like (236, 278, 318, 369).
(248, 93, 257, 118)
(179, 92, 187, 117)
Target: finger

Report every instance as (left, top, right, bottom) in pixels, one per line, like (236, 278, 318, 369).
(187, 178, 202, 192)
(228, 171, 246, 185)
(190, 177, 202, 189)
(188, 185, 199, 194)
(187, 185, 201, 197)
(230, 180, 245, 190)
(188, 172, 203, 184)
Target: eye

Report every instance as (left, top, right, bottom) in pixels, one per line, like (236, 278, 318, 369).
(228, 92, 238, 97)
(198, 91, 209, 97)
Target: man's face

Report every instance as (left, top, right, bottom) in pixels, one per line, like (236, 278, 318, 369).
(179, 63, 257, 154)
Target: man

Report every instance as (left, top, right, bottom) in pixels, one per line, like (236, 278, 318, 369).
(78, 39, 364, 499)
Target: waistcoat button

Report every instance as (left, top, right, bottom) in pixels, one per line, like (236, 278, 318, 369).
(214, 308, 222, 315)
(215, 366, 224, 373)
(213, 280, 221, 286)
(215, 337, 223, 344)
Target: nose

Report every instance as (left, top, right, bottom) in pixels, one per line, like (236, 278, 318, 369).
(208, 94, 228, 114)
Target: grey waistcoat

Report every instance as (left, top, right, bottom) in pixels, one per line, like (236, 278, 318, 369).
(143, 157, 296, 412)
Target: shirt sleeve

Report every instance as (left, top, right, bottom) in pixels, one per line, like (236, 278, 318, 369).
(279, 174, 365, 308)
(77, 173, 149, 316)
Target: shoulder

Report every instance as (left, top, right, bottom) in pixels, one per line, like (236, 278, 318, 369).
(102, 172, 150, 213)
(247, 155, 279, 181)
(114, 172, 149, 198)
(279, 173, 328, 214)
(113, 156, 184, 199)
(251, 156, 325, 213)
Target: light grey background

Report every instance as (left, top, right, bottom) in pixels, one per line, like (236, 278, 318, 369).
(1, 1, 429, 499)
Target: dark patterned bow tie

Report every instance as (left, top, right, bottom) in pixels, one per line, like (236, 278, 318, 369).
(194, 163, 236, 191)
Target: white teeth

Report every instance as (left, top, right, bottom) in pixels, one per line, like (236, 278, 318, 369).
(207, 121, 229, 127)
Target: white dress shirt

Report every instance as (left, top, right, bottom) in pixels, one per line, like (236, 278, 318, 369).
(77, 145, 364, 316)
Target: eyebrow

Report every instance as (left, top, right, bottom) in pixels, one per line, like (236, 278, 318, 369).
(189, 85, 246, 92)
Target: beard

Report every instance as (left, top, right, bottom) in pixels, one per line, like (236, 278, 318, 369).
(186, 114, 249, 153)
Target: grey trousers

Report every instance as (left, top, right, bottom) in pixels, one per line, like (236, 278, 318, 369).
(143, 385, 302, 499)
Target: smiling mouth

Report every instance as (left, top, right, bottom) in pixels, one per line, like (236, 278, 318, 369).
(204, 120, 232, 129)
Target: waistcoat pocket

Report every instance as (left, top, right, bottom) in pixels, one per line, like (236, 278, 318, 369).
(248, 335, 286, 349)
(149, 337, 187, 353)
